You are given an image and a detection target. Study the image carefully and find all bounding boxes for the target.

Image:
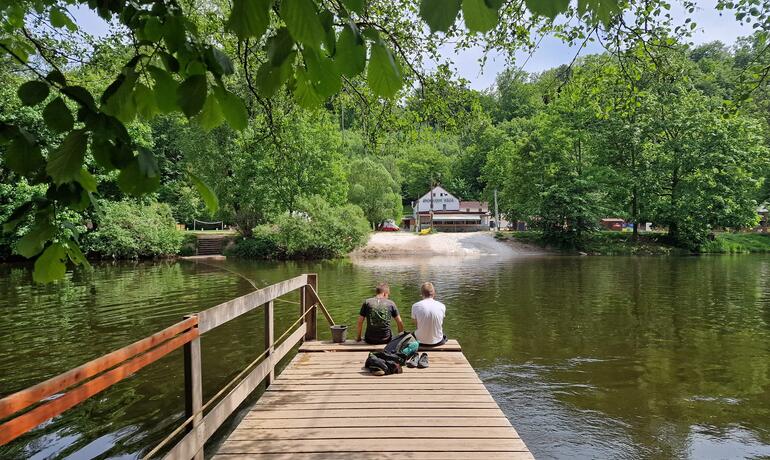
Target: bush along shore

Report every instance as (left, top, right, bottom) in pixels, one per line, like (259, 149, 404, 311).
(497, 231, 770, 255)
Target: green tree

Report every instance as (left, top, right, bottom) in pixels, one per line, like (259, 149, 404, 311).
(347, 158, 402, 227)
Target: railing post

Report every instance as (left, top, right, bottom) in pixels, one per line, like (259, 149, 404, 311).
(183, 315, 204, 460)
(264, 300, 274, 386)
(302, 274, 318, 341)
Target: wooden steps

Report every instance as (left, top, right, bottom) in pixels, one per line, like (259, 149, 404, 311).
(196, 236, 224, 255)
(213, 341, 533, 459)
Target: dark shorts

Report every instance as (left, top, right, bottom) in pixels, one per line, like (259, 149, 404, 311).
(420, 335, 447, 347)
(365, 335, 391, 345)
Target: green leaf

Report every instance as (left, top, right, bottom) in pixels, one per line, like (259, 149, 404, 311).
(62, 85, 96, 111)
(76, 169, 97, 192)
(43, 97, 74, 133)
(213, 86, 248, 130)
(63, 239, 88, 266)
(143, 16, 163, 42)
(50, 8, 77, 31)
(47, 129, 87, 185)
(524, 0, 569, 19)
(227, 0, 271, 40)
(163, 15, 186, 52)
(16, 220, 56, 258)
(177, 74, 207, 118)
(188, 171, 219, 214)
(159, 51, 180, 72)
(320, 10, 336, 54)
(102, 71, 138, 123)
(118, 149, 161, 196)
(342, 0, 364, 14)
(335, 24, 366, 77)
(462, 0, 499, 32)
(3, 201, 34, 233)
(255, 55, 294, 97)
(282, 0, 326, 47)
(33, 243, 68, 283)
(294, 70, 323, 108)
(6, 136, 44, 176)
(133, 82, 158, 119)
(91, 135, 116, 170)
(304, 48, 341, 97)
(367, 42, 402, 98)
(420, 0, 461, 32)
(148, 66, 179, 113)
(205, 47, 235, 76)
(46, 70, 67, 86)
(195, 93, 224, 131)
(18, 81, 49, 106)
(267, 28, 295, 66)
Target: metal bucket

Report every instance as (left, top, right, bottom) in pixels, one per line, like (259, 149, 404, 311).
(330, 325, 348, 343)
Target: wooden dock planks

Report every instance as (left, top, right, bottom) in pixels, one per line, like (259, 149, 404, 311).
(213, 342, 533, 460)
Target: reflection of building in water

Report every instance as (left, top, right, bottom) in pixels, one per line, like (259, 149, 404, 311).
(402, 186, 491, 232)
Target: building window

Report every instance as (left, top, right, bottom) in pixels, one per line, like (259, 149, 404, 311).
(466, 208, 470, 212)
(443, 204, 446, 210)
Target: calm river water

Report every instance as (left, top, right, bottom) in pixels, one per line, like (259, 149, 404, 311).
(1, 254, 770, 459)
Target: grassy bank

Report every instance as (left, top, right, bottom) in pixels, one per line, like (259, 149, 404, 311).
(699, 233, 770, 253)
(497, 230, 687, 255)
(496, 231, 770, 255)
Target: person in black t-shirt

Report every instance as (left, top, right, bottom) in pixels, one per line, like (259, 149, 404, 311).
(356, 282, 404, 344)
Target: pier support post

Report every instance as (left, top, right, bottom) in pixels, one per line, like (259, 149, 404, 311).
(264, 300, 274, 386)
(183, 315, 204, 460)
(302, 274, 318, 341)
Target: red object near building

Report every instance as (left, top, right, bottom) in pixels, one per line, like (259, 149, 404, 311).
(600, 218, 625, 231)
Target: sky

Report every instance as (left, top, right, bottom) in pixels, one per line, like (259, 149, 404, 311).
(72, 0, 755, 91)
(441, 0, 755, 90)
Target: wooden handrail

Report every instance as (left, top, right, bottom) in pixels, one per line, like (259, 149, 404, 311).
(0, 318, 198, 445)
(0, 316, 198, 420)
(0, 273, 323, 460)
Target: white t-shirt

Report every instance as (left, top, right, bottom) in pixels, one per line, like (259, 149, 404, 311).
(411, 298, 446, 345)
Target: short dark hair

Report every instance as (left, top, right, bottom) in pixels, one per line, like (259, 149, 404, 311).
(376, 282, 390, 294)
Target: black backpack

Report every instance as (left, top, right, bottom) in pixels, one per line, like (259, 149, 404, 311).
(383, 331, 419, 358)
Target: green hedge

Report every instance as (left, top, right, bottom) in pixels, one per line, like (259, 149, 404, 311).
(226, 196, 370, 259)
(83, 201, 184, 259)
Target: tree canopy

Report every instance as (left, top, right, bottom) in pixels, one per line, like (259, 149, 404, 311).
(2, 0, 770, 279)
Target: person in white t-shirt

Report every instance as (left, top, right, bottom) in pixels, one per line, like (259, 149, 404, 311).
(410, 282, 447, 346)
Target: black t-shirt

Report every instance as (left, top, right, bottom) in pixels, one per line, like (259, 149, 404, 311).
(359, 297, 399, 343)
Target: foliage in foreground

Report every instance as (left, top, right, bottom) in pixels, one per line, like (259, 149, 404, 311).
(82, 201, 183, 259)
(226, 197, 370, 259)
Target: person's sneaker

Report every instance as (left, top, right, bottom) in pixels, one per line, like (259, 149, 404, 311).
(370, 368, 385, 376)
(417, 353, 429, 369)
(405, 354, 420, 368)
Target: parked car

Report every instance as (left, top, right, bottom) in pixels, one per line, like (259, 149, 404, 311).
(378, 221, 400, 232)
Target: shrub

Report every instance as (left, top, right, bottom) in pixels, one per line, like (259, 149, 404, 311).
(225, 228, 281, 258)
(178, 233, 198, 256)
(228, 196, 370, 259)
(83, 201, 184, 259)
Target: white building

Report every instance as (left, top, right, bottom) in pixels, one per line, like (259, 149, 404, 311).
(404, 186, 491, 232)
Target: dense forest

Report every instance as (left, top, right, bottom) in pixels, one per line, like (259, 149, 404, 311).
(2, 0, 770, 278)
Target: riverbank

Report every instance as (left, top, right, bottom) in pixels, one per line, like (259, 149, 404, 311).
(353, 231, 546, 257)
(496, 231, 770, 255)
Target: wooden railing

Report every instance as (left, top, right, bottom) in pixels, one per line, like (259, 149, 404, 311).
(0, 273, 326, 459)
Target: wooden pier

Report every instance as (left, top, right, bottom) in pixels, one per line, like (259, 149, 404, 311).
(214, 340, 532, 459)
(0, 274, 533, 459)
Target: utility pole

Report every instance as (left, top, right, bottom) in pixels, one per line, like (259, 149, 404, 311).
(429, 176, 434, 232)
(494, 188, 500, 232)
